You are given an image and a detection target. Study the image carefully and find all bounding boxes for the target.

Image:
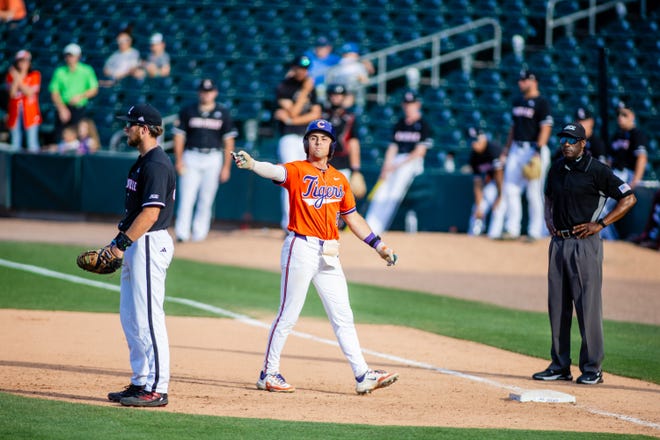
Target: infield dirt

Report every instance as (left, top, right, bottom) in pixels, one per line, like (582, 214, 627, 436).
(1, 218, 659, 436)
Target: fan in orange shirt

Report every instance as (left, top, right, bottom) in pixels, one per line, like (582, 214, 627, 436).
(232, 119, 399, 395)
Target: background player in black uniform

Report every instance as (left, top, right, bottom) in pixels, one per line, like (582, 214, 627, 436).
(274, 55, 322, 230)
(552, 107, 606, 163)
(601, 101, 649, 240)
(106, 103, 176, 407)
(323, 84, 362, 180)
(490, 69, 553, 242)
(173, 78, 237, 243)
(365, 90, 433, 234)
(465, 127, 502, 236)
(533, 122, 636, 385)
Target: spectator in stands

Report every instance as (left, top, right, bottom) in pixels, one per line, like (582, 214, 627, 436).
(600, 100, 649, 240)
(304, 36, 341, 102)
(274, 55, 322, 231)
(77, 117, 100, 154)
(488, 69, 553, 242)
(325, 42, 374, 112)
(142, 32, 170, 79)
(57, 125, 80, 154)
(6, 49, 41, 152)
(49, 43, 99, 143)
(552, 107, 606, 163)
(102, 28, 144, 85)
(629, 189, 660, 251)
(0, 0, 26, 25)
(466, 127, 503, 236)
(323, 84, 362, 179)
(365, 90, 433, 234)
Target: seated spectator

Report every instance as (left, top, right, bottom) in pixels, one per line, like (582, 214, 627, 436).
(102, 28, 143, 85)
(142, 32, 170, 78)
(325, 42, 374, 112)
(6, 49, 41, 152)
(58, 125, 80, 153)
(77, 117, 100, 154)
(304, 36, 340, 100)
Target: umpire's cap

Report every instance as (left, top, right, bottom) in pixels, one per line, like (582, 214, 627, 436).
(558, 122, 586, 140)
(116, 103, 162, 126)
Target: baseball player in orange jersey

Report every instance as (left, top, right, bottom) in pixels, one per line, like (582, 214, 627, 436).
(232, 119, 399, 395)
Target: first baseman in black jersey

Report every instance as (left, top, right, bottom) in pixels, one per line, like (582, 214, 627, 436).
(106, 103, 176, 407)
(533, 122, 636, 385)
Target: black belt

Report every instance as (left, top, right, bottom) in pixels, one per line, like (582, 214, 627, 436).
(189, 148, 219, 154)
(556, 229, 578, 239)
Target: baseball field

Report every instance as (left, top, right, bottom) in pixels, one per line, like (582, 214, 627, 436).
(0, 218, 659, 439)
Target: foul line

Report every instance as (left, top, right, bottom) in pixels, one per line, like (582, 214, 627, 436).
(1, 257, 658, 431)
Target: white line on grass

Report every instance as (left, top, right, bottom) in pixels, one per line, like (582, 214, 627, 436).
(1, 257, 658, 431)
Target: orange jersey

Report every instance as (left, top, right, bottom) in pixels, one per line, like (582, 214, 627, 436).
(281, 160, 356, 240)
(6, 70, 41, 129)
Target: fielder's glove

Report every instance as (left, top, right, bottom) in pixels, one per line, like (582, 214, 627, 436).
(76, 245, 123, 274)
(231, 151, 255, 170)
(522, 155, 542, 180)
(376, 242, 398, 266)
(349, 171, 367, 199)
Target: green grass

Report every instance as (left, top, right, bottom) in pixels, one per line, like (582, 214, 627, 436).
(0, 392, 654, 440)
(0, 240, 658, 439)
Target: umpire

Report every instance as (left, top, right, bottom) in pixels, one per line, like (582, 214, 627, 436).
(533, 122, 636, 385)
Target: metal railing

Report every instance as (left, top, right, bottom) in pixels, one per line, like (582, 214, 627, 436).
(355, 18, 502, 104)
(545, 0, 647, 47)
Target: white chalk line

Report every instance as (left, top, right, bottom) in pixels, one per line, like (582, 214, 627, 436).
(1, 257, 658, 431)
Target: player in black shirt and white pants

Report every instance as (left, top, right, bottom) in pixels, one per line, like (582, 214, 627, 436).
(173, 78, 237, 242)
(489, 69, 553, 241)
(533, 122, 636, 385)
(106, 103, 176, 407)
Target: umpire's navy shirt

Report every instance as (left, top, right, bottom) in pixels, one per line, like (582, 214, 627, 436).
(119, 146, 176, 232)
(545, 152, 633, 230)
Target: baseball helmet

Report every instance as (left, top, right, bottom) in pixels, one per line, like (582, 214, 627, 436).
(303, 119, 337, 158)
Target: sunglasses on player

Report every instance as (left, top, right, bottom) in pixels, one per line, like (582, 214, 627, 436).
(559, 137, 581, 145)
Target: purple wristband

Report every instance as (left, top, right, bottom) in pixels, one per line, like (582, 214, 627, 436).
(363, 233, 382, 249)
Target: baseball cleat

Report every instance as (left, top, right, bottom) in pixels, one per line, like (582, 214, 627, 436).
(120, 390, 168, 407)
(355, 369, 399, 395)
(576, 371, 603, 385)
(532, 368, 573, 381)
(256, 371, 295, 392)
(107, 383, 145, 402)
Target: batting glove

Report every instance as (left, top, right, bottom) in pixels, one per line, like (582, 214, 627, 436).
(376, 242, 397, 266)
(231, 151, 255, 170)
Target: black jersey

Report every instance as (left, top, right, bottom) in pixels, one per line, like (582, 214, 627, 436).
(276, 77, 318, 136)
(511, 95, 553, 142)
(174, 103, 238, 151)
(118, 146, 176, 232)
(469, 141, 502, 181)
(608, 127, 648, 171)
(323, 104, 359, 170)
(545, 153, 633, 230)
(391, 117, 433, 154)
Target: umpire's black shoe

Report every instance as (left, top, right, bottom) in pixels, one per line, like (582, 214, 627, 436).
(108, 384, 145, 402)
(576, 371, 603, 385)
(532, 368, 573, 381)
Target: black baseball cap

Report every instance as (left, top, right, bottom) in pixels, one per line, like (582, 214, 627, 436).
(291, 55, 311, 69)
(575, 107, 593, 121)
(466, 127, 484, 140)
(519, 69, 537, 81)
(116, 103, 162, 126)
(327, 84, 347, 95)
(558, 122, 586, 139)
(198, 78, 217, 92)
(402, 90, 419, 103)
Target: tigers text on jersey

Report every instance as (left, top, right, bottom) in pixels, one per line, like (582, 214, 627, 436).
(118, 146, 176, 232)
(280, 160, 356, 240)
(511, 95, 553, 142)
